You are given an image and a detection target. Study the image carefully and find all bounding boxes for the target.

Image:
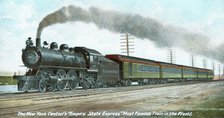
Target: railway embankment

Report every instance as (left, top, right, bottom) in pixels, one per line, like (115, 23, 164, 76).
(0, 80, 223, 118)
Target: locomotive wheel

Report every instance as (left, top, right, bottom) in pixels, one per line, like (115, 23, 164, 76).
(67, 70, 78, 90)
(56, 69, 67, 91)
(127, 80, 132, 86)
(39, 77, 47, 92)
(82, 79, 91, 89)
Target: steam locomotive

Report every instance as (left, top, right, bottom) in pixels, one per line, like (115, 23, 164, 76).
(13, 37, 214, 92)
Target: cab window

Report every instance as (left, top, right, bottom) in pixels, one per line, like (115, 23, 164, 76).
(90, 55, 94, 62)
(93, 55, 98, 61)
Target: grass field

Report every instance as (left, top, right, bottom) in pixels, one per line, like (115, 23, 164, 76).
(0, 76, 17, 85)
(192, 92, 224, 118)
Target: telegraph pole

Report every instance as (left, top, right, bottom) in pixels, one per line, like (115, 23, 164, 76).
(219, 64, 221, 80)
(203, 59, 207, 68)
(223, 65, 224, 80)
(212, 61, 215, 72)
(120, 33, 134, 56)
(191, 54, 194, 67)
(167, 48, 175, 64)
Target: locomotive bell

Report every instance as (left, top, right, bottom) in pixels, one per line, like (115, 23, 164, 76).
(60, 44, 69, 51)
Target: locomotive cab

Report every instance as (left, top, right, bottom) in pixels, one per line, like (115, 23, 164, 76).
(74, 47, 101, 71)
(74, 47, 119, 87)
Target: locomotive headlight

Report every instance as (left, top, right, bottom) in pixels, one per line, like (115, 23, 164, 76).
(25, 50, 39, 65)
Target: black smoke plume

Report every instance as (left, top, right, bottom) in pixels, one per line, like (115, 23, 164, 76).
(37, 5, 223, 63)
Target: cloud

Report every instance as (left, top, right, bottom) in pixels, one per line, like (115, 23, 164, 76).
(1, 1, 34, 21)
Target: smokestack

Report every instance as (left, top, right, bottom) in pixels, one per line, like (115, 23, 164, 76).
(36, 38, 41, 47)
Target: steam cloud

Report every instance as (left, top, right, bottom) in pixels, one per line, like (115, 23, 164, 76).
(37, 5, 223, 63)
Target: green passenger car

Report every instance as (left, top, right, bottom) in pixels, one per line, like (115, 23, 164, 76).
(105, 54, 160, 82)
(159, 63, 182, 79)
(122, 62, 160, 80)
(198, 70, 207, 79)
(207, 70, 214, 80)
(182, 67, 197, 80)
(197, 68, 214, 80)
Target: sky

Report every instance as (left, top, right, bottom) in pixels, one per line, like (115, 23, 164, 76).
(0, 0, 224, 75)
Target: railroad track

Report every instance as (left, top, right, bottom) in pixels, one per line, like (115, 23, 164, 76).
(0, 80, 221, 117)
(0, 81, 216, 101)
(0, 81, 211, 101)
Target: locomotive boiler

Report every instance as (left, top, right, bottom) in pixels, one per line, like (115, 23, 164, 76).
(22, 39, 85, 69)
